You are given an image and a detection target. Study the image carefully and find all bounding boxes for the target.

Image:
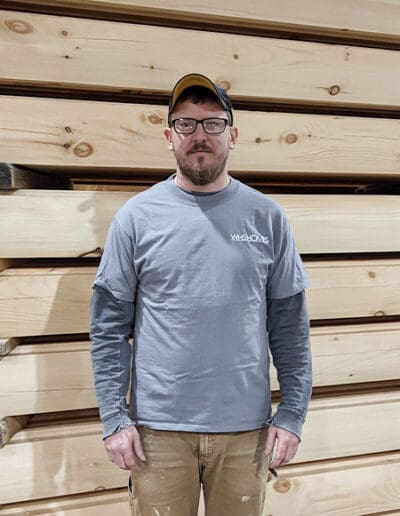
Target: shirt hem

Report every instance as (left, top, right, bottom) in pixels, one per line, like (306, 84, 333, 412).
(135, 419, 268, 433)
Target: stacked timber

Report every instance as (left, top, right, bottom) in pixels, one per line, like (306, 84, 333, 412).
(0, 1, 399, 514)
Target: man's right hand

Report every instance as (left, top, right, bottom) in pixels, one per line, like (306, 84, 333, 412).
(104, 425, 147, 470)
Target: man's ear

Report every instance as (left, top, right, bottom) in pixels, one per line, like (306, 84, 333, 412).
(164, 128, 174, 151)
(229, 127, 238, 149)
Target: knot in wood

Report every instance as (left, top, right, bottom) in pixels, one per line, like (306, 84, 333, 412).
(60, 29, 69, 37)
(5, 19, 33, 34)
(74, 142, 93, 158)
(274, 478, 291, 493)
(233, 54, 239, 60)
(147, 113, 163, 125)
(64, 126, 72, 133)
(255, 137, 261, 144)
(368, 271, 376, 278)
(329, 85, 341, 96)
(216, 80, 231, 91)
(285, 133, 297, 144)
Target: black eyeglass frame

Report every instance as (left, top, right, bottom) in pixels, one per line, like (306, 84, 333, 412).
(169, 117, 231, 135)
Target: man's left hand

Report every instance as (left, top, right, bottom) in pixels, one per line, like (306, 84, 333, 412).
(265, 426, 299, 468)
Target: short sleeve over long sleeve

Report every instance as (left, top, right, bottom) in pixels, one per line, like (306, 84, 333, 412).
(267, 210, 310, 300)
(92, 216, 137, 302)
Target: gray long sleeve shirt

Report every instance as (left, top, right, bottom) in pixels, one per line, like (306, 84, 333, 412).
(90, 174, 312, 440)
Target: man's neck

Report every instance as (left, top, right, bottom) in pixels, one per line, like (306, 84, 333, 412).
(174, 171, 230, 193)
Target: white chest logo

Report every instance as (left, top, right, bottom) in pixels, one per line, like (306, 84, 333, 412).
(230, 233, 269, 244)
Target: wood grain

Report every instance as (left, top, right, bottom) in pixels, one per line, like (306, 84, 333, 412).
(264, 452, 400, 515)
(1, 322, 399, 416)
(1, 392, 399, 503)
(0, 489, 130, 515)
(1, 96, 400, 177)
(1, 260, 400, 338)
(1, 10, 400, 109)
(2, 190, 400, 258)
(4, 0, 400, 44)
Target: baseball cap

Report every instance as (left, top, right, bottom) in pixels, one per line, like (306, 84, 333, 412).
(168, 73, 233, 124)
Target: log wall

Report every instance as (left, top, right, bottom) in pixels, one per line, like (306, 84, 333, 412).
(0, 1, 399, 514)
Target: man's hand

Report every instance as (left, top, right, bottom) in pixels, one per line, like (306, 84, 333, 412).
(265, 426, 299, 468)
(104, 425, 147, 470)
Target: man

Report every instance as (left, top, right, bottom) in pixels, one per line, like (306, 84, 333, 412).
(90, 73, 312, 515)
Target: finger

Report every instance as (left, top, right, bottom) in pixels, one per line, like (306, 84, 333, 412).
(269, 438, 287, 468)
(122, 448, 141, 471)
(107, 447, 131, 470)
(281, 443, 298, 466)
(105, 433, 140, 471)
(265, 426, 277, 454)
(132, 429, 147, 462)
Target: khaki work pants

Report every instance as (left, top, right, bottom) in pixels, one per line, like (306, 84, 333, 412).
(128, 426, 271, 516)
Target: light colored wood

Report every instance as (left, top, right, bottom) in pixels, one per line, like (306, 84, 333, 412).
(305, 259, 400, 320)
(0, 162, 70, 190)
(1, 322, 399, 416)
(272, 321, 400, 388)
(2, 190, 400, 257)
(1, 96, 400, 177)
(5, 0, 400, 43)
(1, 392, 399, 503)
(0, 420, 127, 504)
(0, 341, 97, 415)
(2, 260, 400, 338)
(0, 416, 30, 448)
(0, 189, 122, 259)
(297, 391, 400, 463)
(2, 10, 400, 110)
(263, 452, 400, 516)
(0, 489, 130, 516)
(0, 266, 92, 338)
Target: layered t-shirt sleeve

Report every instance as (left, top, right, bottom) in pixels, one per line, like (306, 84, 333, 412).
(267, 206, 312, 439)
(92, 216, 137, 302)
(267, 208, 310, 300)
(89, 216, 137, 439)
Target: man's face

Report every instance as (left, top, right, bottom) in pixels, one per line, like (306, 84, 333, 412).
(164, 99, 238, 186)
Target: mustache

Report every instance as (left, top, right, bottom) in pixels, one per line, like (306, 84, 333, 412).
(187, 143, 213, 154)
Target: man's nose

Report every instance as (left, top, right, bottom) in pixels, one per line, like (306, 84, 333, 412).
(192, 121, 208, 138)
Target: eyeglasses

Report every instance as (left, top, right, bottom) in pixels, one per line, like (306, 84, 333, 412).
(169, 117, 230, 135)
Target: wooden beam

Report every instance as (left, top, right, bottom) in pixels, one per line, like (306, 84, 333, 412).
(1, 96, 400, 178)
(0, 392, 399, 503)
(0, 489, 130, 515)
(2, 190, 400, 258)
(3, 0, 400, 45)
(0, 416, 30, 448)
(274, 321, 400, 388)
(0, 163, 70, 190)
(0, 341, 97, 415)
(0, 451, 398, 515)
(1, 260, 400, 338)
(0, 266, 93, 338)
(305, 259, 400, 320)
(0, 420, 127, 504)
(1, 10, 400, 110)
(265, 452, 400, 515)
(1, 322, 399, 416)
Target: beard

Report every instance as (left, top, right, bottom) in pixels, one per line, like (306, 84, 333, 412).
(174, 142, 229, 186)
